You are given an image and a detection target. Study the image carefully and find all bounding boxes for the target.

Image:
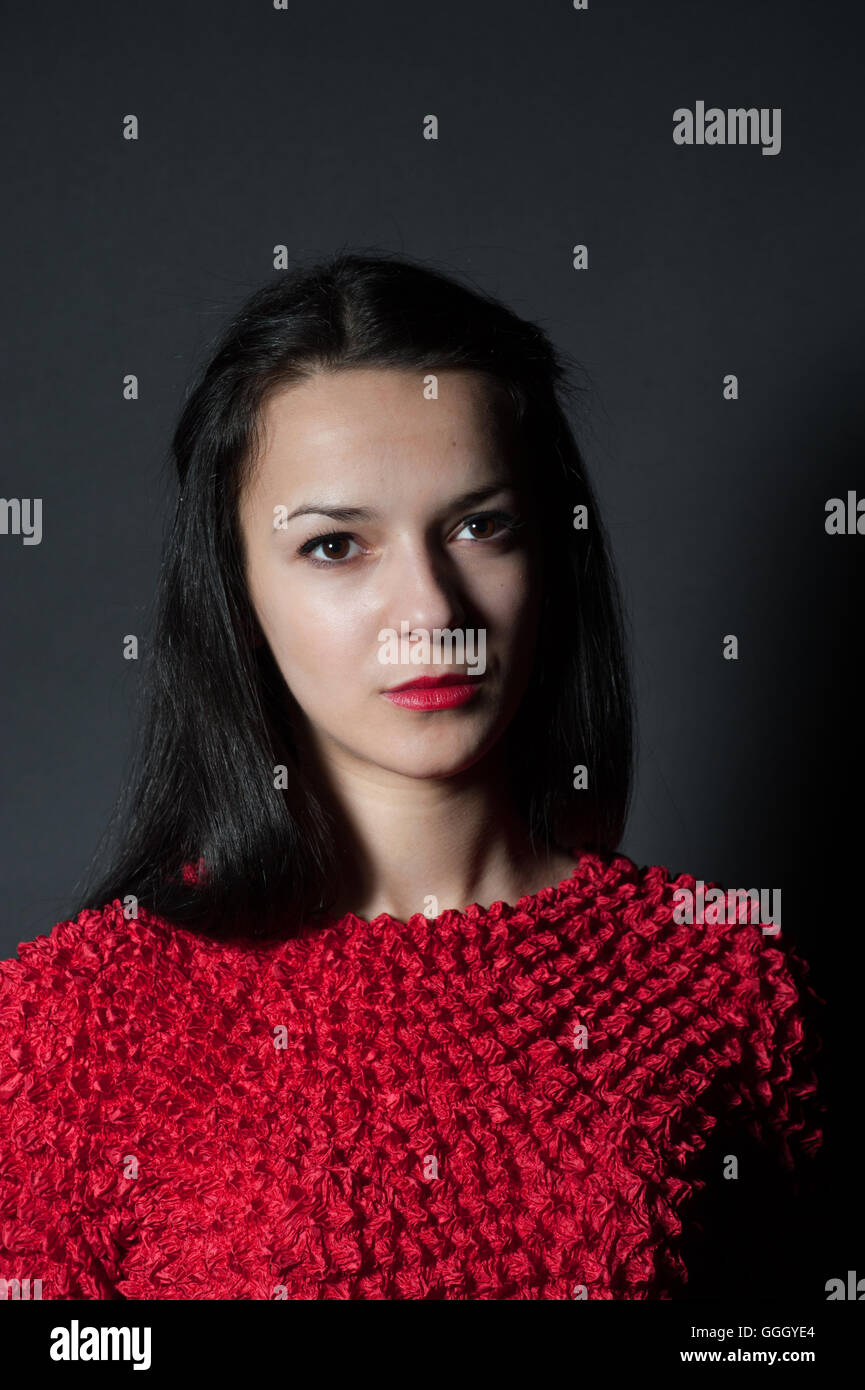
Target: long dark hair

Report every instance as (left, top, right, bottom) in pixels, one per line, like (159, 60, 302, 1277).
(71, 250, 635, 937)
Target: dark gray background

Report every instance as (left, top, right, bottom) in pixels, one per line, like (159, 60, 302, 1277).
(2, 0, 861, 1292)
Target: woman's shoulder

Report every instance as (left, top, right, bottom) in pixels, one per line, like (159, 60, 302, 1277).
(5, 898, 158, 966)
(0, 899, 220, 1032)
(566, 850, 818, 1008)
(559, 849, 825, 1167)
(567, 849, 798, 962)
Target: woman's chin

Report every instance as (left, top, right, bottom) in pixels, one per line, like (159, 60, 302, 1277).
(357, 735, 496, 782)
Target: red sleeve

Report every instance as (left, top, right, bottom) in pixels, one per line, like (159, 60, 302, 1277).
(721, 927, 825, 1174)
(0, 939, 120, 1300)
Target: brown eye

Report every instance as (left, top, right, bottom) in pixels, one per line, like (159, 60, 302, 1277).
(455, 511, 522, 544)
(298, 531, 362, 564)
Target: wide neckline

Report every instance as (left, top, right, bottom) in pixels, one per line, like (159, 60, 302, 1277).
(316, 846, 615, 934)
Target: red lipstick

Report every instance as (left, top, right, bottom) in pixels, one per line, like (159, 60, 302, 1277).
(382, 673, 483, 711)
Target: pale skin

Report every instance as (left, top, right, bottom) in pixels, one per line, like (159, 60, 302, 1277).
(238, 366, 578, 924)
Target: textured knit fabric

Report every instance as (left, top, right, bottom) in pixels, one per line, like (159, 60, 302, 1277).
(0, 850, 822, 1300)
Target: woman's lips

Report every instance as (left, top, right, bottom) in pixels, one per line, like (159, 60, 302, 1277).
(382, 674, 483, 711)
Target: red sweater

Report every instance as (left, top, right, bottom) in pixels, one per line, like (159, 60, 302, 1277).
(0, 850, 822, 1300)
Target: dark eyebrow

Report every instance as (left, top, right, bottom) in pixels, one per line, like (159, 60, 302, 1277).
(283, 503, 375, 524)
(281, 483, 517, 526)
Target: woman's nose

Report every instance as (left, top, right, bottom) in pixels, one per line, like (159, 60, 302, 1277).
(385, 538, 467, 635)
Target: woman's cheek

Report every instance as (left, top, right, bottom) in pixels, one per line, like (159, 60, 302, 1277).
(269, 587, 368, 683)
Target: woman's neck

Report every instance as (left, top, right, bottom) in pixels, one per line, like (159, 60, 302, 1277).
(301, 734, 575, 924)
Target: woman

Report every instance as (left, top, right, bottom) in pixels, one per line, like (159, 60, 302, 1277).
(0, 252, 822, 1299)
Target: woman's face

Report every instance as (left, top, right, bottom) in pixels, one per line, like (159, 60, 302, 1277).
(238, 367, 544, 781)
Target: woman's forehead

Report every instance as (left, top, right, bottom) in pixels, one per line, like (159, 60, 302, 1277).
(244, 368, 519, 503)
